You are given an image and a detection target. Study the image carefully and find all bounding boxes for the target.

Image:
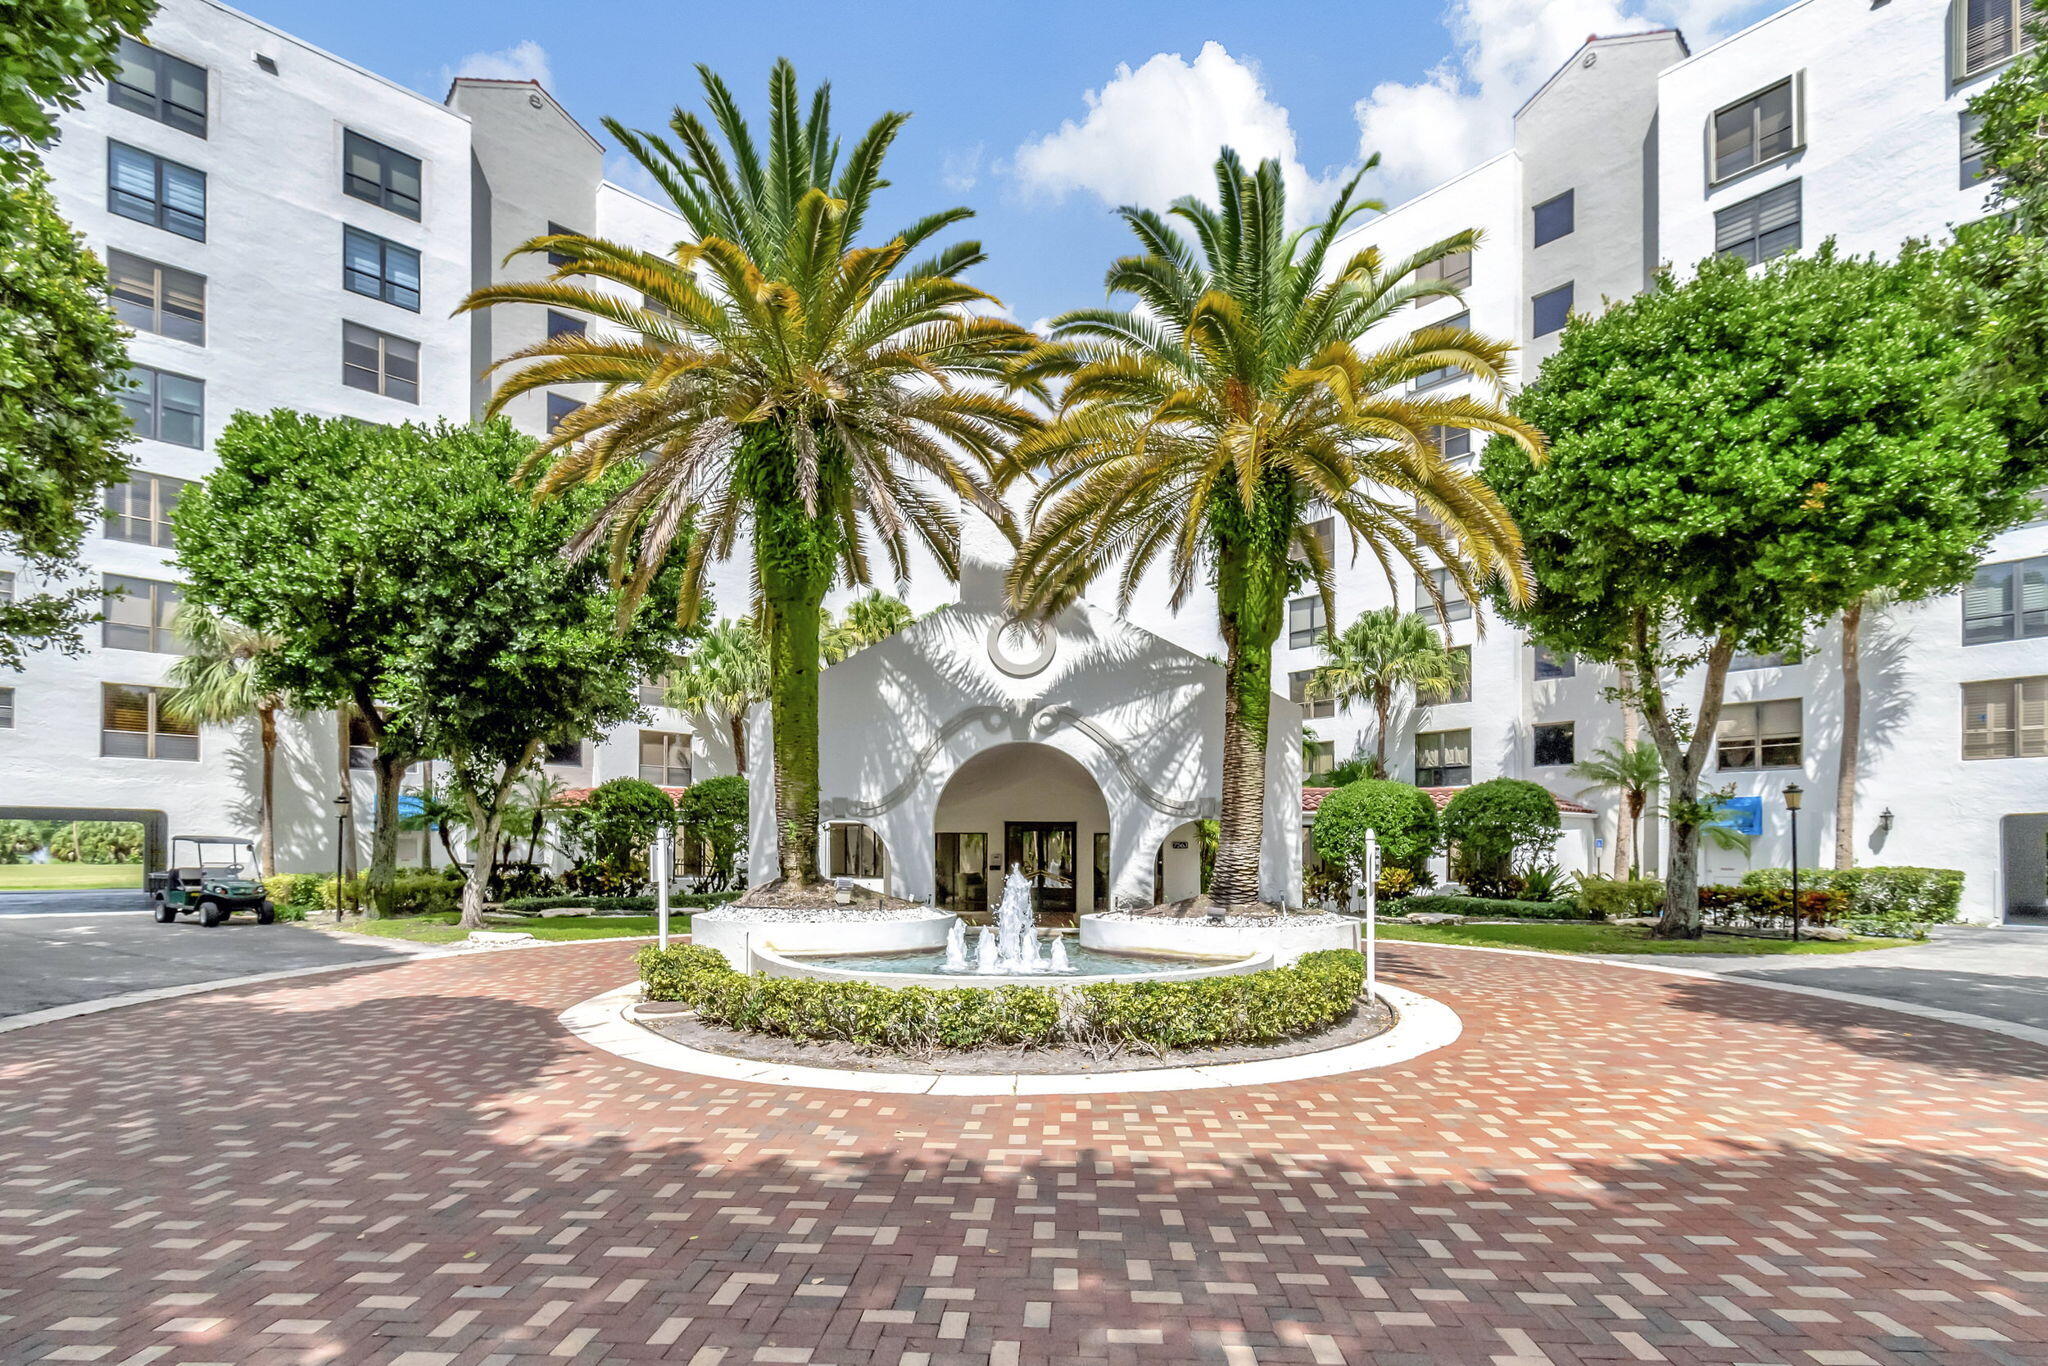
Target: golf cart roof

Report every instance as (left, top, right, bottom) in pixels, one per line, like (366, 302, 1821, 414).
(174, 835, 254, 846)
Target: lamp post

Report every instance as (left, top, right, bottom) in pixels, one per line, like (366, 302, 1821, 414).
(333, 789, 352, 922)
(1783, 783, 1803, 944)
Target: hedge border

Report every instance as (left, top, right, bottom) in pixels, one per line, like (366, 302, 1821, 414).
(636, 945, 1367, 1053)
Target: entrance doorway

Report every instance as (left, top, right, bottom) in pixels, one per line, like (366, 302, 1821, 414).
(1005, 821, 1077, 917)
(2003, 812, 2048, 922)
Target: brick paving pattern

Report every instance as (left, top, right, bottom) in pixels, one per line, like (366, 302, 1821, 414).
(2, 941, 2045, 1365)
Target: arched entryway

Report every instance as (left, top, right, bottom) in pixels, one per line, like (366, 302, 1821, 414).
(933, 743, 1111, 919)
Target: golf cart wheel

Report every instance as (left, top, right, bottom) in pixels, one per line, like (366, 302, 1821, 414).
(256, 901, 276, 925)
(153, 901, 176, 924)
(199, 899, 225, 928)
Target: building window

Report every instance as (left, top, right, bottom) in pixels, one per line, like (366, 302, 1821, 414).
(342, 227, 421, 311)
(1296, 516, 1336, 565)
(1711, 78, 1798, 182)
(1427, 425, 1472, 461)
(829, 823, 886, 878)
(546, 221, 579, 268)
(120, 365, 203, 447)
(543, 740, 585, 768)
(0, 686, 12, 728)
(1290, 670, 1335, 720)
(546, 393, 584, 433)
(1093, 832, 1109, 912)
(103, 574, 184, 653)
(935, 831, 988, 914)
(1413, 311, 1469, 389)
(1955, 0, 2040, 81)
(1, 570, 11, 602)
(108, 141, 205, 240)
(1732, 647, 1795, 670)
(101, 683, 197, 760)
(1532, 283, 1573, 337)
(107, 37, 207, 137)
(1532, 190, 1575, 246)
(1962, 111, 1991, 187)
(1416, 729, 1471, 787)
(345, 713, 377, 769)
(104, 472, 190, 547)
(638, 673, 674, 709)
(1304, 739, 1336, 778)
(1415, 248, 1472, 296)
(107, 250, 204, 345)
(1963, 675, 2047, 759)
(1716, 699, 1802, 770)
(1533, 643, 1575, 680)
(1287, 595, 1327, 649)
(1963, 555, 2048, 644)
(1441, 645, 1472, 703)
(342, 322, 419, 403)
(1414, 568, 1471, 624)
(1715, 180, 1802, 265)
(1533, 721, 1575, 767)
(637, 730, 691, 786)
(546, 309, 586, 340)
(342, 130, 422, 219)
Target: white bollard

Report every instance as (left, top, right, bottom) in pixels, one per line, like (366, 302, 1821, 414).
(654, 826, 673, 951)
(1363, 830, 1380, 1007)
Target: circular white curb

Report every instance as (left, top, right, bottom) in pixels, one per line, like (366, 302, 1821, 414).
(557, 981, 1463, 1096)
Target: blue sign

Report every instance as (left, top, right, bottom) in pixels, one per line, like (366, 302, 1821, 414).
(397, 794, 426, 820)
(1710, 795, 1764, 836)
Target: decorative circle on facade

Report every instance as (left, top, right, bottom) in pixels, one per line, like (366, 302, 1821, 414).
(987, 616, 1056, 678)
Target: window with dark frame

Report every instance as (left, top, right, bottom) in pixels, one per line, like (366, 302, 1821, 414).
(343, 226, 421, 310)
(637, 730, 692, 786)
(1532, 282, 1573, 336)
(107, 250, 204, 344)
(547, 309, 586, 339)
(1289, 669, 1335, 719)
(1533, 721, 1575, 767)
(1293, 516, 1336, 565)
(101, 683, 197, 760)
(829, 824, 887, 879)
(1413, 567, 1471, 624)
(1533, 643, 1575, 680)
(1428, 425, 1472, 460)
(102, 574, 184, 654)
(1093, 833, 1109, 911)
(1711, 78, 1797, 182)
(108, 37, 207, 137)
(104, 472, 190, 547)
(543, 740, 585, 767)
(1962, 110, 1991, 187)
(120, 365, 203, 446)
(1716, 699, 1803, 770)
(342, 322, 419, 402)
(1963, 555, 2048, 644)
(1414, 248, 1472, 298)
(1963, 675, 2047, 759)
(546, 221, 579, 268)
(0, 687, 13, 728)
(1415, 728, 1471, 787)
(1532, 190, 1575, 246)
(1715, 180, 1802, 264)
(1413, 311, 1470, 389)
(342, 129, 422, 219)
(935, 831, 988, 914)
(1956, 0, 2041, 81)
(546, 393, 584, 434)
(108, 141, 205, 240)
(1440, 645, 1472, 704)
(1287, 595, 1327, 649)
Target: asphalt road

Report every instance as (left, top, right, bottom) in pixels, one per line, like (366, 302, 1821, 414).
(0, 891, 417, 1018)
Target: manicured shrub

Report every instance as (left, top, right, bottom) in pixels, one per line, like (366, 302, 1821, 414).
(1700, 883, 1848, 925)
(558, 777, 678, 891)
(500, 892, 737, 914)
(319, 872, 460, 916)
(264, 873, 326, 910)
(1574, 876, 1664, 920)
(1439, 779, 1561, 884)
(1397, 894, 1589, 921)
(1739, 866, 1963, 937)
(634, 946, 1367, 1053)
(1312, 779, 1440, 880)
(677, 775, 749, 891)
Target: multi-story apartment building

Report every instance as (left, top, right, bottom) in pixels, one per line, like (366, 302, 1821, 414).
(0, 0, 2039, 918)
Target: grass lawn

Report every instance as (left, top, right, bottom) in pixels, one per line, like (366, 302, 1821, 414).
(0, 863, 144, 891)
(1376, 920, 1922, 956)
(339, 912, 678, 945)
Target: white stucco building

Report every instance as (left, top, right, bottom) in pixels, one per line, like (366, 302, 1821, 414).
(0, 0, 2040, 918)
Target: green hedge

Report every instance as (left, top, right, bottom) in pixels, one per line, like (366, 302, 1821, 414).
(636, 946, 1367, 1052)
(502, 892, 738, 914)
(1398, 894, 1588, 921)
(319, 872, 462, 916)
(1573, 876, 1663, 920)
(263, 873, 326, 911)
(1738, 866, 1963, 938)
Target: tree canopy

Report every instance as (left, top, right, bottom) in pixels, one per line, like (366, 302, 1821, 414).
(0, 0, 155, 152)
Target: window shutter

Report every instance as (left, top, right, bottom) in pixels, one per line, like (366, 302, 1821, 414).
(2020, 678, 2048, 756)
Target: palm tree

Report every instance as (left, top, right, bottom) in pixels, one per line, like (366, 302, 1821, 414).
(163, 603, 287, 875)
(460, 61, 1038, 892)
(1006, 149, 1542, 909)
(398, 777, 465, 870)
(1571, 738, 1663, 878)
(1310, 607, 1466, 775)
(823, 590, 914, 663)
(669, 618, 771, 776)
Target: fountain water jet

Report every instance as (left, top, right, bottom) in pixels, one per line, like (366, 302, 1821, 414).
(939, 866, 1076, 975)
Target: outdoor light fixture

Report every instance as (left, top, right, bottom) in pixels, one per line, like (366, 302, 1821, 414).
(1879, 807, 1895, 833)
(333, 789, 353, 920)
(1783, 784, 1803, 943)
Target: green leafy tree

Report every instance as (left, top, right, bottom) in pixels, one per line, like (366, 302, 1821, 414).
(822, 591, 914, 664)
(1310, 778, 1440, 886)
(677, 774, 748, 891)
(668, 618, 769, 774)
(163, 604, 288, 875)
(1569, 738, 1662, 879)
(560, 777, 678, 890)
(0, 164, 134, 669)
(1309, 607, 1466, 775)
(1008, 149, 1542, 910)
(1485, 246, 2025, 935)
(461, 60, 1039, 895)
(1439, 779, 1560, 885)
(0, 0, 155, 153)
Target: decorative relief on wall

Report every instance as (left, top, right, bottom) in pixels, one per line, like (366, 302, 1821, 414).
(986, 616, 1056, 678)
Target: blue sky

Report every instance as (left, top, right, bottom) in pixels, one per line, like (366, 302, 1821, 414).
(250, 0, 1778, 327)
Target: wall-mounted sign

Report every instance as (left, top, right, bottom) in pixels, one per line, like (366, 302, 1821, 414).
(1709, 794, 1764, 837)
(1171, 840, 1190, 850)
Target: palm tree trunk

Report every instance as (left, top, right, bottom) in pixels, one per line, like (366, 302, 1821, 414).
(730, 712, 748, 777)
(257, 705, 277, 877)
(1208, 538, 1288, 909)
(1374, 692, 1391, 777)
(1833, 598, 1863, 871)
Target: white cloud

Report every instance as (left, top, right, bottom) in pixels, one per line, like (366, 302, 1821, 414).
(1011, 42, 1342, 221)
(441, 39, 553, 91)
(1352, 0, 1769, 198)
(941, 143, 985, 193)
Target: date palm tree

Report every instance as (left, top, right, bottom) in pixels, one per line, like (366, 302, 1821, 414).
(1007, 149, 1543, 909)
(1571, 738, 1663, 878)
(460, 60, 1039, 892)
(163, 603, 287, 875)
(1309, 607, 1466, 775)
(668, 617, 770, 776)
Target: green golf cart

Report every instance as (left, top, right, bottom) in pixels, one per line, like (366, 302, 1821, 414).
(150, 836, 274, 927)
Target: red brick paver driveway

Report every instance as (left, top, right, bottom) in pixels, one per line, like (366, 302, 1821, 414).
(2, 943, 2045, 1366)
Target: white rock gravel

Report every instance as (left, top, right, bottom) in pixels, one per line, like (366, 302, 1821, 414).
(693, 904, 951, 925)
(1087, 911, 1360, 929)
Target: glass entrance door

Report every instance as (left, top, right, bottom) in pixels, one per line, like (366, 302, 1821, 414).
(1004, 821, 1078, 917)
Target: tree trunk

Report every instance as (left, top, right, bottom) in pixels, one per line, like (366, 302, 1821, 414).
(368, 750, 405, 919)
(1635, 623, 1736, 939)
(1374, 692, 1391, 777)
(1208, 535, 1289, 910)
(459, 806, 501, 931)
(1833, 598, 1863, 870)
(730, 711, 748, 778)
(257, 705, 277, 877)
(1613, 666, 1638, 879)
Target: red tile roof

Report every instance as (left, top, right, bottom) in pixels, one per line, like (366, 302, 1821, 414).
(557, 786, 688, 804)
(1301, 784, 1593, 816)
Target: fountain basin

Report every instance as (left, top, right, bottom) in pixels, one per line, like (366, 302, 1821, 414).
(1080, 912, 1363, 966)
(690, 907, 952, 969)
(750, 939, 1273, 988)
